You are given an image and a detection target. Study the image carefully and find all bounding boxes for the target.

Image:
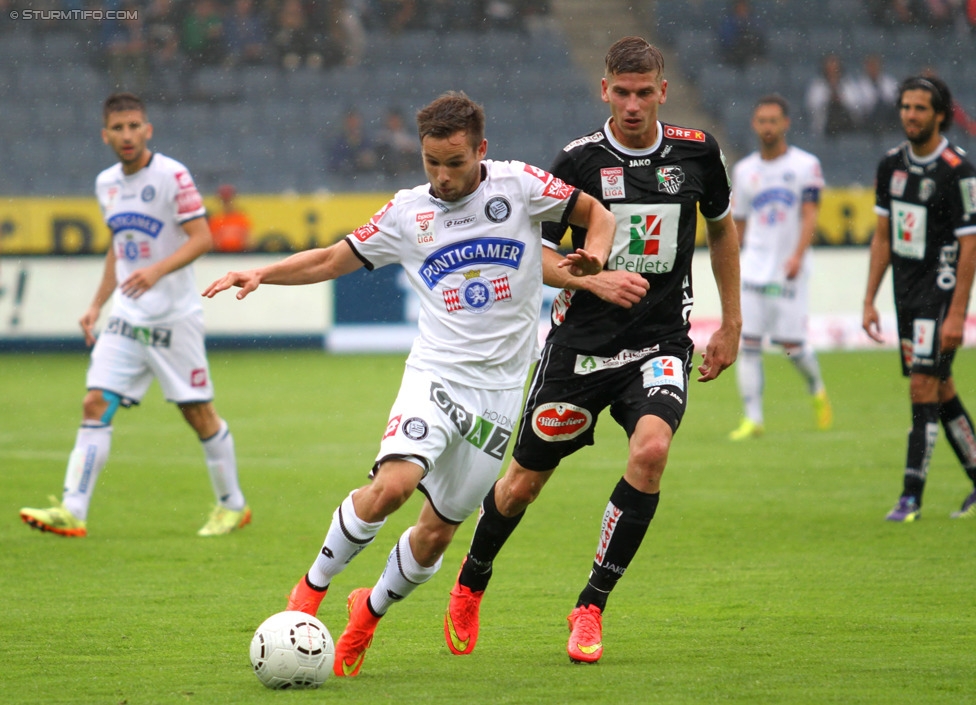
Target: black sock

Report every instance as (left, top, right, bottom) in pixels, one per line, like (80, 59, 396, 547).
(939, 396, 976, 485)
(903, 403, 939, 503)
(459, 482, 525, 592)
(577, 478, 659, 612)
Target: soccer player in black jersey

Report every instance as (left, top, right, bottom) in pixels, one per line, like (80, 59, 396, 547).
(863, 75, 976, 522)
(445, 37, 742, 663)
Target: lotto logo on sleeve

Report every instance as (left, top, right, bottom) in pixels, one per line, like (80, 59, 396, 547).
(640, 355, 685, 391)
(531, 402, 592, 442)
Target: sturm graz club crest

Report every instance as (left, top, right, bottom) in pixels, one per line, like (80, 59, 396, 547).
(443, 270, 512, 313)
(656, 166, 685, 195)
(484, 196, 512, 223)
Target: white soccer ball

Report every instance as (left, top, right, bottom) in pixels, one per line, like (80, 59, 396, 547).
(249, 610, 335, 689)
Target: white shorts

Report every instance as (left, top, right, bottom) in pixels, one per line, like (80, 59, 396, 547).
(87, 311, 214, 405)
(374, 366, 523, 524)
(740, 277, 810, 345)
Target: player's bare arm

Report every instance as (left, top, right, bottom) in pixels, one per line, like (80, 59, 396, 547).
(863, 215, 892, 343)
(942, 234, 976, 351)
(558, 192, 614, 276)
(80, 245, 118, 346)
(203, 239, 364, 300)
(699, 212, 742, 382)
(542, 248, 648, 309)
(785, 200, 819, 280)
(119, 216, 213, 299)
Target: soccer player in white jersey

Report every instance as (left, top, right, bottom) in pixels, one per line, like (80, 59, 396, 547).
(19, 93, 250, 538)
(728, 94, 833, 440)
(203, 91, 614, 677)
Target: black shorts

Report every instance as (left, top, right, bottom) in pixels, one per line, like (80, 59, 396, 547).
(896, 301, 954, 379)
(512, 337, 693, 472)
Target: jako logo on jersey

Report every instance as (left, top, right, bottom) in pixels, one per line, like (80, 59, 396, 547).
(353, 200, 394, 242)
(485, 196, 512, 223)
(656, 166, 685, 195)
(601, 167, 625, 200)
(629, 214, 662, 255)
(641, 355, 685, 391)
(429, 382, 512, 459)
(531, 402, 592, 442)
(383, 414, 401, 440)
(595, 503, 622, 566)
(443, 272, 512, 314)
(420, 237, 525, 289)
(190, 368, 208, 388)
(663, 125, 705, 142)
(629, 159, 652, 167)
(108, 212, 164, 238)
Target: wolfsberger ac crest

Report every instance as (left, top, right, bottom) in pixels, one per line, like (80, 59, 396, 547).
(656, 166, 685, 195)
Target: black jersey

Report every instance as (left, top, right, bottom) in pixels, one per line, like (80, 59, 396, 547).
(875, 138, 976, 310)
(543, 119, 732, 356)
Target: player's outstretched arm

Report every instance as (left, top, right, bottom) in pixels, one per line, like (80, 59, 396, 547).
(862, 216, 891, 344)
(559, 192, 614, 277)
(80, 245, 118, 346)
(699, 213, 742, 382)
(203, 240, 364, 300)
(542, 248, 648, 309)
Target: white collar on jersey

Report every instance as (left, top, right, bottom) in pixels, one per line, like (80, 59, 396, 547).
(604, 118, 663, 157)
(905, 136, 949, 165)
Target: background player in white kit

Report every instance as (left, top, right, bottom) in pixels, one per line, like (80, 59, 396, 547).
(728, 94, 833, 440)
(203, 92, 614, 677)
(19, 93, 250, 538)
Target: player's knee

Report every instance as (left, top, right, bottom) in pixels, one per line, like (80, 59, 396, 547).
(83, 389, 120, 424)
(502, 471, 545, 509)
(630, 435, 670, 474)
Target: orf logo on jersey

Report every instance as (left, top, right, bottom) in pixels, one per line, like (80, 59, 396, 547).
(629, 214, 662, 255)
(601, 167, 625, 200)
(656, 166, 685, 195)
(531, 402, 592, 442)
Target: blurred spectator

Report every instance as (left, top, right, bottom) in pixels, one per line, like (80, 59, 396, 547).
(851, 54, 899, 133)
(306, 0, 358, 68)
(373, 0, 419, 32)
(805, 54, 860, 137)
(182, 0, 226, 67)
(100, 0, 149, 94)
(223, 0, 269, 67)
(717, 0, 767, 67)
(145, 0, 185, 102)
(375, 107, 420, 178)
(273, 0, 325, 70)
(209, 184, 253, 253)
(328, 109, 378, 175)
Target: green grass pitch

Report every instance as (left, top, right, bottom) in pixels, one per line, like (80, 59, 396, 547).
(2, 349, 975, 704)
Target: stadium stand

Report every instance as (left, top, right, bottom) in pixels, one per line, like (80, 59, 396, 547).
(652, 0, 976, 186)
(0, 2, 604, 197)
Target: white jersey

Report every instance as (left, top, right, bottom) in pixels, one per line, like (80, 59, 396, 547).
(732, 146, 824, 285)
(95, 153, 207, 325)
(346, 159, 578, 390)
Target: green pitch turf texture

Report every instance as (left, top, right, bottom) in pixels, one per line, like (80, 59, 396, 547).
(2, 349, 974, 705)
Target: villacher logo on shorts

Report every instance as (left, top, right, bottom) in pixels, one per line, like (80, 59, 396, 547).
(531, 402, 592, 442)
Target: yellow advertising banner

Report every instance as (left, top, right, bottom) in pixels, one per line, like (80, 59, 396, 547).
(0, 193, 392, 255)
(1, 188, 878, 255)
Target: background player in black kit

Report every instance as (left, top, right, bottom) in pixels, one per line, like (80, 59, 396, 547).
(864, 75, 976, 522)
(445, 36, 742, 663)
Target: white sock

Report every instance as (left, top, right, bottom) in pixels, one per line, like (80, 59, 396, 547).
(62, 423, 112, 521)
(307, 491, 385, 589)
(787, 343, 825, 395)
(201, 419, 245, 510)
(369, 527, 442, 615)
(737, 343, 764, 424)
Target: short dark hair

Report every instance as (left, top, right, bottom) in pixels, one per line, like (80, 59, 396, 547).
(416, 91, 485, 148)
(899, 75, 953, 132)
(605, 36, 665, 77)
(103, 92, 146, 123)
(754, 93, 790, 117)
